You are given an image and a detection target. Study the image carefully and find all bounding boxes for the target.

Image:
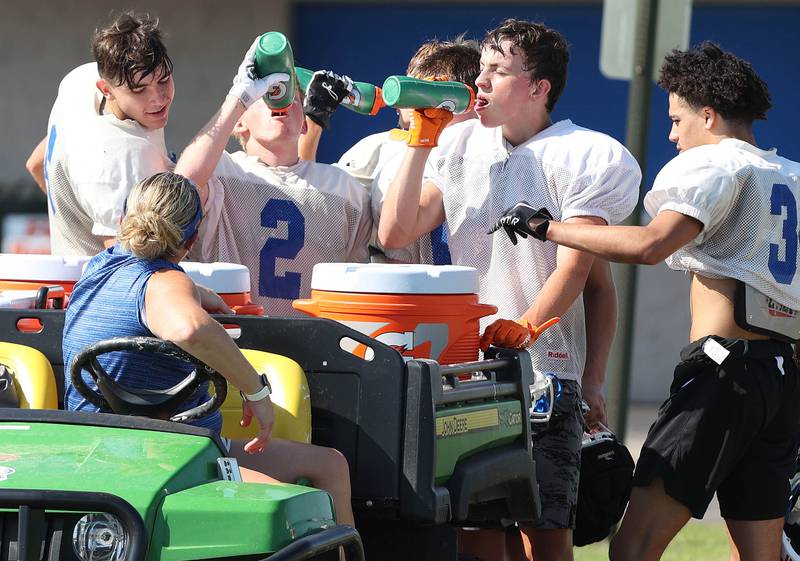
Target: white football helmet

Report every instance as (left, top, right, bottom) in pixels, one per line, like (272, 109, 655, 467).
(529, 371, 556, 424)
(782, 472, 800, 561)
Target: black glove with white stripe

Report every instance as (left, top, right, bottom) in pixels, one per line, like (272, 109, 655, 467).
(304, 70, 353, 129)
(488, 202, 553, 244)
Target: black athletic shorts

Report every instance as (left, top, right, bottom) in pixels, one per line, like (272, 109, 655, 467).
(632, 336, 800, 520)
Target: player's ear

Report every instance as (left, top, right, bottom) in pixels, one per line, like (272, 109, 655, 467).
(301, 116, 309, 135)
(530, 78, 551, 101)
(232, 119, 249, 136)
(96, 78, 113, 100)
(702, 106, 717, 130)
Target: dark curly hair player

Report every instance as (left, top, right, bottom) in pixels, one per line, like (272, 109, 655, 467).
(488, 41, 800, 561)
(657, 41, 771, 124)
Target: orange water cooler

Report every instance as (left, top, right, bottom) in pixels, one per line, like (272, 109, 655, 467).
(293, 263, 497, 365)
(0, 253, 91, 308)
(0, 254, 263, 315)
(182, 261, 263, 316)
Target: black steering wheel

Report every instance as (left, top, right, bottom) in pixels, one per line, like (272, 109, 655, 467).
(69, 336, 227, 423)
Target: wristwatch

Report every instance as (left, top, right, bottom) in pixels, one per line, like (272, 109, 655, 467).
(240, 373, 272, 402)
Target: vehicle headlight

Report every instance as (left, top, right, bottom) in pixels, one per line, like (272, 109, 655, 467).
(72, 513, 128, 561)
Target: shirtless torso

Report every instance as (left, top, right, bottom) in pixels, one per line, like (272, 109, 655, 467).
(688, 275, 769, 342)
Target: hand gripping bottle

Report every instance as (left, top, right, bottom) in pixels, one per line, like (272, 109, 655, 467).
(253, 31, 296, 111)
(381, 76, 475, 114)
(295, 67, 385, 116)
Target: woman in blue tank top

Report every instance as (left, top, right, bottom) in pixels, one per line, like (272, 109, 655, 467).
(63, 171, 353, 525)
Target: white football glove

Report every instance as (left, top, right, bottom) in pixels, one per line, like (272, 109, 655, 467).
(228, 37, 290, 109)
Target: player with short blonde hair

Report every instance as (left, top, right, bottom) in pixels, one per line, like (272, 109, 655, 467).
(175, 38, 371, 317)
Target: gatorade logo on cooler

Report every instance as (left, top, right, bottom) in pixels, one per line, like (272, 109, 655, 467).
(341, 321, 449, 360)
(436, 100, 457, 112)
(375, 331, 415, 352)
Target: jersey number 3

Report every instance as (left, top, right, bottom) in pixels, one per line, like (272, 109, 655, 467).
(769, 183, 798, 285)
(260, 199, 304, 299)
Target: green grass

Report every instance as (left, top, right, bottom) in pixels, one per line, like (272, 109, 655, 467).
(575, 521, 730, 561)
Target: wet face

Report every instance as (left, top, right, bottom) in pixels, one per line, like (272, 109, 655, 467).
(100, 69, 175, 130)
(474, 41, 537, 128)
(667, 93, 713, 153)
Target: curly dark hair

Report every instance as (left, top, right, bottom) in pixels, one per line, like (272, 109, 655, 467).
(92, 12, 173, 89)
(483, 18, 569, 113)
(657, 41, 771, 123)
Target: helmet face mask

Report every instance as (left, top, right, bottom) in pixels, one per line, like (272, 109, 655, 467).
(529, 372, 555, 423)
(783, 474, 800, 561)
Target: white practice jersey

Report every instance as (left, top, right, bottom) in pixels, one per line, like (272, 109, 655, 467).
(44, 63, 173, 256)
(338, 130, 451, 264)
(426, 119, 641, 380)
(336, 131, 404, 189)
(195, 152, 372, 316)
(645, 139, 800, 310)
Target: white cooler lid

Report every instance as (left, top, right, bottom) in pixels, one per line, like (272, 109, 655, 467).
(310, 263, 478, 294)
(181, 261, 251, 294)
(0, 290, 38, 309)
(0, 253, 90, 281)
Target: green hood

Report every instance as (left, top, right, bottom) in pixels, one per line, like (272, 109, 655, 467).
(0, 418, 221, 522)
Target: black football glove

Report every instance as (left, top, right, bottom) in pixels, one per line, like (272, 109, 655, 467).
(304, 70, 353, 129)
(487, 202, 553, 244)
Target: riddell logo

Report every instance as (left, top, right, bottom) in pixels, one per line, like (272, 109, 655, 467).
(547, 350, 569, 361)
(768, 298, 797, 318)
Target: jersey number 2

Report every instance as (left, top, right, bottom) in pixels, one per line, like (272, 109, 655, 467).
(769, 183, 798, 285)
(260, 199, 304, 299)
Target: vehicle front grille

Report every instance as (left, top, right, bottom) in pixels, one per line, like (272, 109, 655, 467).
(0, 511, 82, 561)
(0, 489, 146, 561)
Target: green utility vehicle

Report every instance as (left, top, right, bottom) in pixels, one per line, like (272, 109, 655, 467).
(0, 308, 544, 561)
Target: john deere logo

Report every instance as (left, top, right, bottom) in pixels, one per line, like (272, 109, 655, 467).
(439, 415, 470, 437)
(436, 409, 499, 438)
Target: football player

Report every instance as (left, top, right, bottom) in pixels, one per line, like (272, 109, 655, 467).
(491, 42, 800, 561)
(175, 38, 371, 316)
(298, 38, 480, 265)
(28, 12, 175, 256)
(379, 18, 641, 561)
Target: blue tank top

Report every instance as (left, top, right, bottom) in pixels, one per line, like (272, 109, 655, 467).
(63, 245, 222, 434)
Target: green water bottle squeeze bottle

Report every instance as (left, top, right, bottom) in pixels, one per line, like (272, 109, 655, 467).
(295, 67, 385, 116)
(253, 32, 296, 111)
(381, 76, 475, 114)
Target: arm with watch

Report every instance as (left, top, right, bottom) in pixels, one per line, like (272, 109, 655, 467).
(145, 268, 275, 454)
